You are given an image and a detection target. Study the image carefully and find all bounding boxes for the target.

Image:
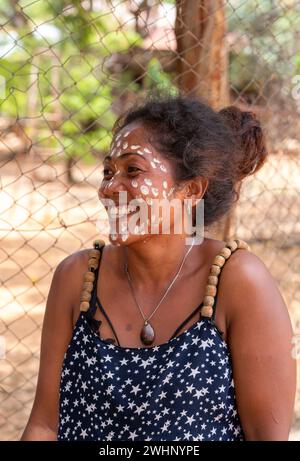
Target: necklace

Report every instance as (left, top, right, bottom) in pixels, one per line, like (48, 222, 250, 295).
(124, 236, 195, 346)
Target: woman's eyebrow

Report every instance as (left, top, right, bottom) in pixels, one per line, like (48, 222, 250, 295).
(104, 152, 148, 162)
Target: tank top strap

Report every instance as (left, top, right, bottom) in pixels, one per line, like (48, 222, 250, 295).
(200, 238, 251, 322)
(79, 239, 105, 321)
(169, 238, 250, 340)
(79, 239, 121, 345)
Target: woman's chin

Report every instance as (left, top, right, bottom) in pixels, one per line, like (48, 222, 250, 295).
(108, 231, 149, 245)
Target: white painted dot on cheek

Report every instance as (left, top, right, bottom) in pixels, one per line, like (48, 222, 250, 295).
(163, 181, 168, 189)
(150, 161, 157, 169)
(151, 187, 159, 197)
(122, 142, 128, 149)
(144, 147, 152, 154)
(146, 197, 153, 205)
(162, 190, 167, 199)
(144, 178, 152, 186)
(130, 145, 141, 150)
(131, 180, 138, 188)
(123, 131, 131, 138)
(167, 186, 175, 197)
(153, 158, 161, 164)
(140, 185, 149, 195)
(160, 164, 167, 172)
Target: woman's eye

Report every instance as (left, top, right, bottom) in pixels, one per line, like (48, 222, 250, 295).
(103, 168, 113, 176)
(128, 166, 141, 174)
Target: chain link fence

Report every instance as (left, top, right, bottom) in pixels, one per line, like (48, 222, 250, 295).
(0, 0, 299, 440)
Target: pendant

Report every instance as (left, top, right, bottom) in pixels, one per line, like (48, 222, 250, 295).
(140, 320, 155, 345)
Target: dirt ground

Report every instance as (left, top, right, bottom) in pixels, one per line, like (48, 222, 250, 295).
(0, 152, 299, 440)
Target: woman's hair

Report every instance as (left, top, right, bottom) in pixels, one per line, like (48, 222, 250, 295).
(113, 94, 268, 227)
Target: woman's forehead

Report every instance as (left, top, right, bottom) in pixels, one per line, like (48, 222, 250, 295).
(113, 123, 154, 146)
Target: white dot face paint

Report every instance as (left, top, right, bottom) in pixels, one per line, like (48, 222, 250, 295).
(140, 185, 149, 195)
(167, 186, 175, 197)
(123, 131, 131, 138)
(143, 147, 152, 154)
(130, 145, 141, 150)
(144, 178, 152, 186)
(151, 187, 159, 197)
(105, 179, 114, 189)
(137, 150, 145, 156)
(162, 190, 167, 199)
(163, 181, 168, 189)
(122, 142, 128, 149)
(131, 180, 138, 188)
(146, 197, 153, 205)
(150, 161, 157, 169)
(153, 158, 161, 164)
(160, 164, 167, 172)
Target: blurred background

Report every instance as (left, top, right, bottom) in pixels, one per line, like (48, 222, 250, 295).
(0, 0, 299, 441)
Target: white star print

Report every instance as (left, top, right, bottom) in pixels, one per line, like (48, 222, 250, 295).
(58, 312, 244, 441)
(130, 384, 141, 395)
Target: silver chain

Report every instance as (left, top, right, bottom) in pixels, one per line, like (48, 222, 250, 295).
(124, 236, 195, 324)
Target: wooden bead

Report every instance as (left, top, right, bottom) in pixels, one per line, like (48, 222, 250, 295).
(80, 301, 90, 312)
(235, 239, 250, 251)
(88, 260, 99, 270)
(93, 239, 105, 249)
(89, 249, 100, 259)
(225, 240, 238, 252)
(219, 247, 231, 259)
(80, 291, 92, 302)
(83, 281, 93, 292)
(210, 265, 221, 276)
(203, 295, 214, 306)
(201, 305, 213, 317)
(208, 275, 218, 286)
(212, 255, 226, 267)
(83, 271, 95, 282)
(88, 256, 99, 264)
(205, 285, 217, 297)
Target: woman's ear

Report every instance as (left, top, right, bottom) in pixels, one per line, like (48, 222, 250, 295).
(185, 177, 208, 206)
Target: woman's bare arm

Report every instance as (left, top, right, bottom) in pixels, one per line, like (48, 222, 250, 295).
(220, 250, 296, 440)
(20, 250, 88, 441)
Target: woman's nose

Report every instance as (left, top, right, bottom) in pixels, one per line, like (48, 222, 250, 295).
(98, 172, 127, 200)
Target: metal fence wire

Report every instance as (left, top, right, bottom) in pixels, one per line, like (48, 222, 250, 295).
(0, 0, 300, 441)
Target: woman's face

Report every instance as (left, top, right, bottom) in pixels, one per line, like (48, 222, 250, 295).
(98, 121, 187, 245)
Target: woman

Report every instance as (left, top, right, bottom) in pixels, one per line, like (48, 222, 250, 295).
(21, 96, 296, 441)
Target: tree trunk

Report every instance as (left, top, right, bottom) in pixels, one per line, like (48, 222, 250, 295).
(175, 0, 233, 241)
(175, 0, 229, 110)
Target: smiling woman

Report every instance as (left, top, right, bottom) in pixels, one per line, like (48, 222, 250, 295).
(21, 95, 296, 442)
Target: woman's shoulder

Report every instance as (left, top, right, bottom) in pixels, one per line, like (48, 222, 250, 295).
(212, 237, 287, 327)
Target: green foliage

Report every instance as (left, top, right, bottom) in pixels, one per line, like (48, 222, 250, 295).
(227, 0, 300, 92)
(144, 58, 178, 96)
(0, 1, 146, 165)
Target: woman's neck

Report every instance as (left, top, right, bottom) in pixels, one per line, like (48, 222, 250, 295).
(120, 234, 200, 289)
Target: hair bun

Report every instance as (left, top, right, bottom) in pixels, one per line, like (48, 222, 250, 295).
(219, 105, 268, 181)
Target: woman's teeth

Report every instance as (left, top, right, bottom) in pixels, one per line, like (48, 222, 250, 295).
(109, 205, 139, 218)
